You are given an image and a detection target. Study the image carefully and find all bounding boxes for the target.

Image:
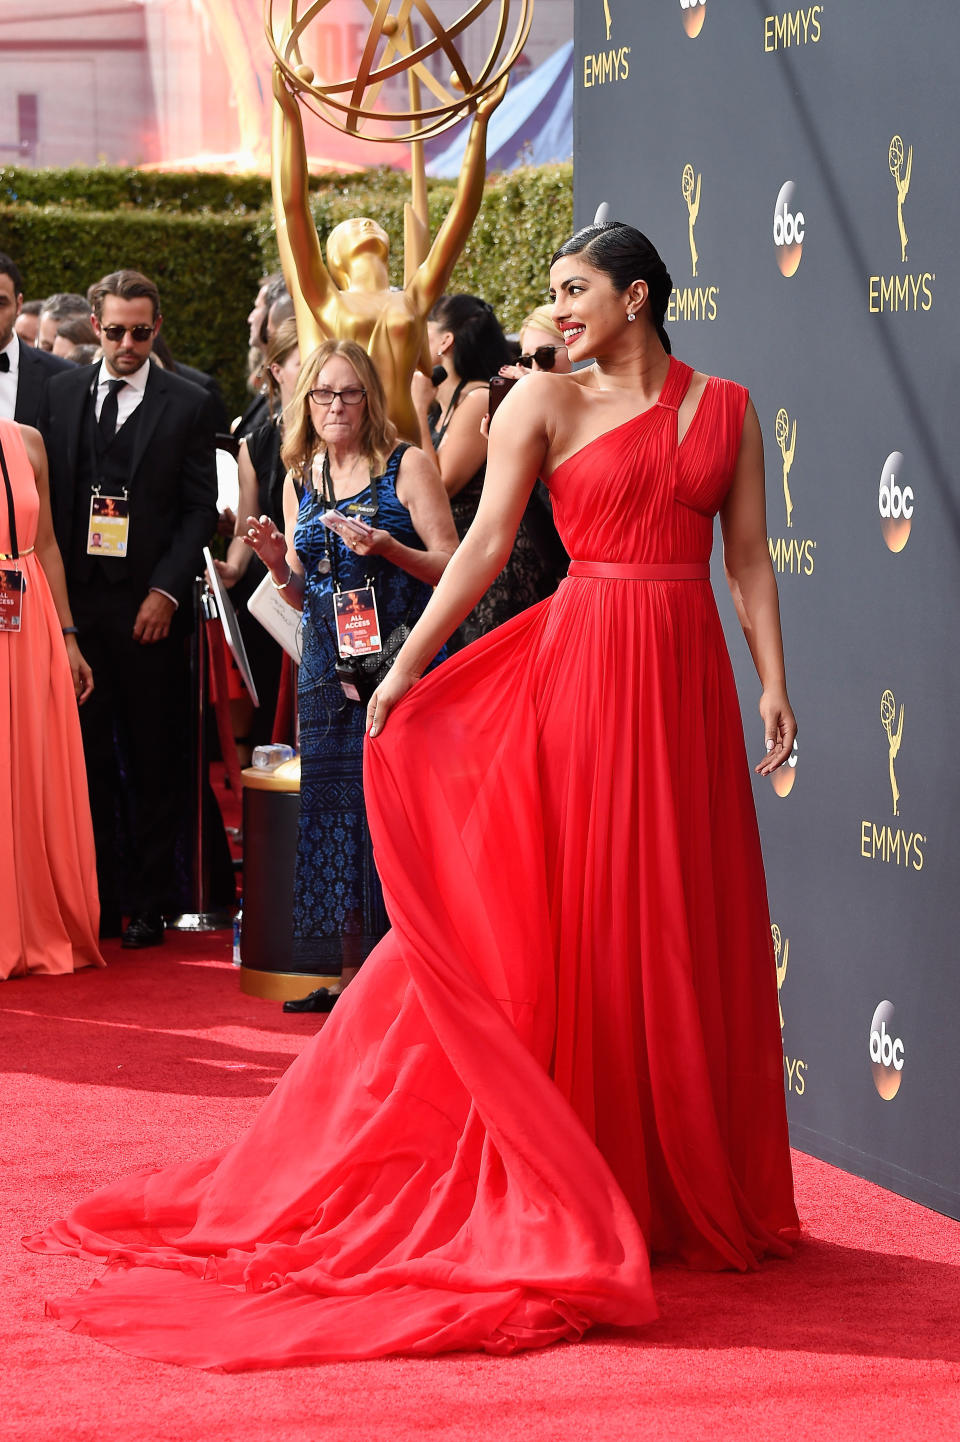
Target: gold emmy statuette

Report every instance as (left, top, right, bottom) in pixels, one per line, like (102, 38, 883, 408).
(681, 162, 701, 278)
(880, 688, 904, 817)
(775, 407, 796, 529)
(602, 0, 613, 42)
(265, 0, 532, 444)
(889, 134, 912, 264)
(772, 924, 789, 1030)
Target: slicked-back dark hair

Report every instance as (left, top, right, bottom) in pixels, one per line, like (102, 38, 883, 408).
(0, 252, 24, 296)
(429, 294, 512, 383)
(551, 222, 673, 355)
(88, 270, 161, 321)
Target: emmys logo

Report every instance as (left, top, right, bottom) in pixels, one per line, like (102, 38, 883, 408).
(666, 162, 719, 323)
(773, 923, 807, 1096)
(773, 181, 805, 277)
(583, 0, 631, 86)
(869, 1000, 904, 1100)
(860, 686, 926, 870)
(880, 688, 904, 817)
(890, 134, 912, 263)
(679, 0, 707, 38)
(868, 136, 935, 314)
(878, 451, 914, 553)
(770, 737, 798, 797)
(763, 5, 823, 51)
(682, 163, 701, 277)
(767, 407, 816, 576)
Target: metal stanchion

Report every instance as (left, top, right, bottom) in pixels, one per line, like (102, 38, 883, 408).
(168, 575, 233, 933)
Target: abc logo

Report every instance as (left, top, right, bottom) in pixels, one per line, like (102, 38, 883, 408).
(869, 999, 904, 1100)
(878, 451, 914, 553)
(773, 181, 805, 277)
(770, 737, 798, 797)
(679, 0, 707, 38)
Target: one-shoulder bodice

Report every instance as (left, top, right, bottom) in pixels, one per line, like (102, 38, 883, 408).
(546, 358, 749, 567)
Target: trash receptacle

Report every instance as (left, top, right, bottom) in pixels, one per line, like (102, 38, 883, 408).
(239, 758, 340, 1001)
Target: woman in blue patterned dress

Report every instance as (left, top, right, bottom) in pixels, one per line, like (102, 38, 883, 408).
(244, 340, 458, 1008)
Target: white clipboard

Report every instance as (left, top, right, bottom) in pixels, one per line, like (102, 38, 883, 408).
(246, 570, 304, 663)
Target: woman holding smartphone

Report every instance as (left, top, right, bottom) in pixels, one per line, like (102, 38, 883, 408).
(242, 340, 457, 1009)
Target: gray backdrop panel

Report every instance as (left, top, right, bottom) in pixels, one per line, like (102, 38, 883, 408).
(573, 0, 959, 1217)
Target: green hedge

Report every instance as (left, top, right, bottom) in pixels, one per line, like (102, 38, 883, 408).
(0, 163, 573, 415)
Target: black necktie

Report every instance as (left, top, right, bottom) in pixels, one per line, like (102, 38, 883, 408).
(0, 353, 9, 373)
(98, 377, 127, 445)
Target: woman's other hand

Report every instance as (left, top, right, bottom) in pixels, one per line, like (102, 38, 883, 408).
(498, 363, 527, 382)
(754, 687, 797, 775)
(65, 636, 94, 705)
(342, 523, 393, 560)
(365, 665, 419, 738)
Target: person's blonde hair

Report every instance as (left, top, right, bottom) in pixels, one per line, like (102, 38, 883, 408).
(281, 339, 397, 480)
(521, 305, 564, 344)
(264, 318, 300, 420)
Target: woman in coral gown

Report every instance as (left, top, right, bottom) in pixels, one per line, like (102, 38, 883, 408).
(0, 419, 102, 979)
(25, 223, 799, 1367)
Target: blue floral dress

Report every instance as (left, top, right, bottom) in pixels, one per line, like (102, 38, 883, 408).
(292, 444, 441, 971)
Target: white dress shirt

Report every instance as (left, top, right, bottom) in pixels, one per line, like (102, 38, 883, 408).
(94, 358, 177, 609)
(94, 357, 150, 427)
(0, 336, 20, 421)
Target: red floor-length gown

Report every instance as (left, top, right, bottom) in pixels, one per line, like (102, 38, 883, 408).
(0, 420, 102, 978)
(25, 359, 798, 1368)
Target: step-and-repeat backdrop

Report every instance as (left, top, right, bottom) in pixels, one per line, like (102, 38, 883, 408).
(573, 0, 959, 1218)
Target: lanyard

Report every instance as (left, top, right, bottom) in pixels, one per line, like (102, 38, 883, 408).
(0, 431, 19, 561)
(319, 451, 378, 594)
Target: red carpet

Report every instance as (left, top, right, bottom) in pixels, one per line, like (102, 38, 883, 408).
(2, 934, 958, 1441)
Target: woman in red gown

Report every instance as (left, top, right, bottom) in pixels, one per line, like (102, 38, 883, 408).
(25, 223, 799, 1368)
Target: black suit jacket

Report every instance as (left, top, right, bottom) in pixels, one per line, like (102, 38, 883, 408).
(172, 360, 230, 435)
(40, 362, 219, 608)
(13, 339, 72, 427)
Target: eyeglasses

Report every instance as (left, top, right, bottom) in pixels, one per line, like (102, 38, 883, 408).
(308, 386, 367, 406)
(100, 323, 155, 343)
(517, 344, 563, 371)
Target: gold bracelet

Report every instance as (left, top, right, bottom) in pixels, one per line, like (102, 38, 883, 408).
(270, 566, 294, 592)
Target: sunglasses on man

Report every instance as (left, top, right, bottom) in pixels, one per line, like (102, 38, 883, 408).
(100, 323, 156, 343)
(516, 344, 564, 371)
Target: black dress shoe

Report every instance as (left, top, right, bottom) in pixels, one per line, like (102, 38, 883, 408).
(283, 987, 340, 1013)
(122, 913, 165, 949)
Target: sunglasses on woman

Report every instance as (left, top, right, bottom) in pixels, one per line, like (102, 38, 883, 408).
(517, 344, 563, 371)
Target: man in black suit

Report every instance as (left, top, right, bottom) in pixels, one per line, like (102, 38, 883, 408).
(0, 253, 72, 426)
(41, 269, 219, 948)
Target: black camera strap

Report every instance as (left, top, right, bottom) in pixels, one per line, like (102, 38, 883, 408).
(320, 450, 378, 593)
(0, 431, 20, 561)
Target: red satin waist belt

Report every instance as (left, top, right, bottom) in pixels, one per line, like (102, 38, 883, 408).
(567, 560, 711, 581)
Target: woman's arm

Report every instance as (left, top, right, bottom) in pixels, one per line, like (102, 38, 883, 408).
(243, 474, 306, 612)
(356, 445, 459, 586)
(413, 382, 489, 499)
(22, 426, 93, 703)
(215, 440, 260, 587)
(719, 401, 796, 775)
(367, 380, 552, 735)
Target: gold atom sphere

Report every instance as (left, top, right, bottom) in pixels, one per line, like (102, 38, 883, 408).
(265, 0, 533, 144)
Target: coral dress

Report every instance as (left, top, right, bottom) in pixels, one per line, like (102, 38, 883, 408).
(25, 359, 797, 1367)
(0, 420, 102, 979)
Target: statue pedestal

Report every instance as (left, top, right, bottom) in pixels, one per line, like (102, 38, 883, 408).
(239, 759, 340, 1000)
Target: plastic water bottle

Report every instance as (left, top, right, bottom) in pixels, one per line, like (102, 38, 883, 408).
(232, 900, 243, 967)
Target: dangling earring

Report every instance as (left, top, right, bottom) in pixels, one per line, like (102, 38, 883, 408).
(626, 311, 637, 323)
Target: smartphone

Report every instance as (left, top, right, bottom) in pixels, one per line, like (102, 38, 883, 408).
(321, 510, 372, 541)
(488, 374, 519, 419)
